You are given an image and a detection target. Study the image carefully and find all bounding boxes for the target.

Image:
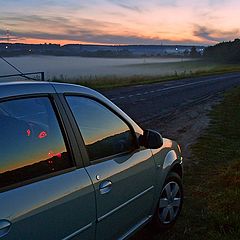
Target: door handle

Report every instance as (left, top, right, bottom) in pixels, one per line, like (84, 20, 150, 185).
(99, 180, 112, 194)
(0, 220, 11, 238)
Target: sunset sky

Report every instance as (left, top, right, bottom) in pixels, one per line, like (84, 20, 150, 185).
(0, 0, 239, 46)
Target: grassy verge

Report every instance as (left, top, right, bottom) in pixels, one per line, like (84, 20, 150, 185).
(159, 87, 240, 240)
(52, 61, 240, 90)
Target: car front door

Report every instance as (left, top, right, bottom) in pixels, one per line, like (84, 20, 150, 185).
(0, 96, 96, 240)
(66, 96, 156, 240)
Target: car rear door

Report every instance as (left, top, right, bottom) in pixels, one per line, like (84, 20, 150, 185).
(0, 95, 96, 240)
(65, 95, 156, 240)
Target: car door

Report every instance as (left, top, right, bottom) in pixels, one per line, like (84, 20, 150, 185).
(65, 95, 156, 240)
(0, 96, 96, 240)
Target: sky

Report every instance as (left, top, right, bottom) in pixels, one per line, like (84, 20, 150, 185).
(0, 0, 239, 46)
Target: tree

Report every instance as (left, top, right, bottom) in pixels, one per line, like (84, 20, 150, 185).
(189, 46, 200, 58)
(204, 39, 240, 63)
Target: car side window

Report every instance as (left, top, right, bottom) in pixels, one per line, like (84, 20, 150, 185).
(0, 97, 73, 190)
(66, 96, 135, 162)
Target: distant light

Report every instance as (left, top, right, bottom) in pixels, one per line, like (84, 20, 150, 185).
(48, 151, 62, 159)
(5, 46, 8, 49)
(38, 131, 47, 139)
(48, 151, 54, 158)
(26, 129, 31, 137)
(175, 48, 178, 51)
(29, 49, 32, 52)
(56, 153, 62, 158)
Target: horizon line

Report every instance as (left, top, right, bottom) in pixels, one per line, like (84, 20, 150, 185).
(0, 42, 208, 47)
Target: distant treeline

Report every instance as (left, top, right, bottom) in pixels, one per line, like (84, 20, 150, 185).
(204, 39, 240, 63)
(0, 43, 204, 58)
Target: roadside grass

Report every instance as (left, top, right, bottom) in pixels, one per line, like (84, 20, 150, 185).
(158, 87, 240, 240)
(51, 61, 240, 90)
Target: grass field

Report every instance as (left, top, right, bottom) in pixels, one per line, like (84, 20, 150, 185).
(157, 87, 240, 240)
(52, 60, 240, 90)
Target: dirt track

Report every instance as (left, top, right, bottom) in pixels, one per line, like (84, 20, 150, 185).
(140, 95, 222, 163)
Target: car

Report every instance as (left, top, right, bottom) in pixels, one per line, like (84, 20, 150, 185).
(0, 81, 183, 240)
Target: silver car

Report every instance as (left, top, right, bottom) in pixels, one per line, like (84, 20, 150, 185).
(0, 81, 183, 240)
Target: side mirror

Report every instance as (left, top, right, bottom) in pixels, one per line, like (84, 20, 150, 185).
(139, 129, 163, 149)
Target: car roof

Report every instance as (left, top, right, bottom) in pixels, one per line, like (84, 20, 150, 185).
(0, 80, 143, 134)
(0, 81, 100, 99)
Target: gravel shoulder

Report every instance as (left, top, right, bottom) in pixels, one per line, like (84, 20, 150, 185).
(139, 95, 222, 163)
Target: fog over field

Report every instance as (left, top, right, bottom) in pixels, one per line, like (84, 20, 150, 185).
(0, 56, 193, 80)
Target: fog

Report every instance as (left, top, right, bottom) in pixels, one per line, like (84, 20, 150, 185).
(0, 56, 191, 80)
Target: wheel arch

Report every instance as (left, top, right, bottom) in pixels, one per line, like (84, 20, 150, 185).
(170, 163, 183, 179)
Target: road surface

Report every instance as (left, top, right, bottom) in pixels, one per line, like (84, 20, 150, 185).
(103, 72, 240, 125)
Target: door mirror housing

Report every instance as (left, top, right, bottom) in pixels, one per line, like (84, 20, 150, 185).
(139, 129, 163, 149)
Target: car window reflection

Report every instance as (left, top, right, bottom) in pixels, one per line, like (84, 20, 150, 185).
(0, 97, 72, 189)
(67, 97, 135, 161)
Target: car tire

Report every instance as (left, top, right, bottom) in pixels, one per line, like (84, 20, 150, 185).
(152, 172, 183, 231)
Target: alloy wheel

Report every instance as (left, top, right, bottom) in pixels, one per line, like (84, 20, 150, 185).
(158, 181, 182, 224)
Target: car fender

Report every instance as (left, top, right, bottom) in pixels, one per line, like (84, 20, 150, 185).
(150, 142, 182, 215)
(162, 150, 178, 170)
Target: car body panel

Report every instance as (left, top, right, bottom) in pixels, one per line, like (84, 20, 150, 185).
(0, 81, 55, 99)
(85, 149, 156, 240)
(162, 150, 178, 170)
(150, 139, 183, 212)
(0, 169, 96, 240)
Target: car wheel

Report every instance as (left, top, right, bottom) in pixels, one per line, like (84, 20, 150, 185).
(153, 172, 183, 231)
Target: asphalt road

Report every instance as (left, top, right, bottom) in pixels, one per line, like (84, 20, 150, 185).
(102, 72, 240, 126)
